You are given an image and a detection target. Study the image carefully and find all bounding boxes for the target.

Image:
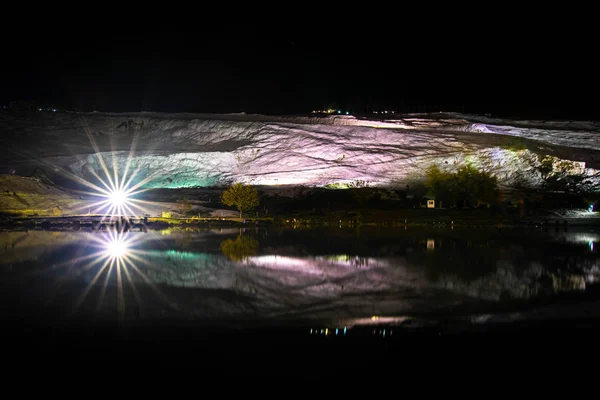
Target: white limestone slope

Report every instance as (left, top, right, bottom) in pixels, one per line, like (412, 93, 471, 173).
(1, 110, 599, 192)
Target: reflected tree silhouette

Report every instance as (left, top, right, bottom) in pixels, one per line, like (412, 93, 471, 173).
(220, 235, 259, 262)
(419, 237, 500, 282)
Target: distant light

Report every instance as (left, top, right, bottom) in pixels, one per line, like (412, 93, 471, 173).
(110, 190, 127, 207)
(589, 204, 595, 213)
(345, 111, 349, 115)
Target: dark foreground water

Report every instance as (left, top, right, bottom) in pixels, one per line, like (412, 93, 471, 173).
(2, 225, 600, 361)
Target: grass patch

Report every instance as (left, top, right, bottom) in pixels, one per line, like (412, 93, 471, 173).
(497, 135, 529, 151)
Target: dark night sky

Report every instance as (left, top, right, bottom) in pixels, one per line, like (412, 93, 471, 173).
(2, 11, 598, 119)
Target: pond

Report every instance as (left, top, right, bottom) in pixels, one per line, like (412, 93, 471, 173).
(2, 225, 599, 332)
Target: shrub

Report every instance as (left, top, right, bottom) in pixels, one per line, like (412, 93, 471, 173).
(425, 163, 498, 207)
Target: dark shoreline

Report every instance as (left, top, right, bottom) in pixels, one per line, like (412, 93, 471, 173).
(1, 213, 599, 231)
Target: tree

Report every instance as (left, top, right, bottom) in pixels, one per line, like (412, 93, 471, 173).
(455, 164, 497, 207)
(220, 183, 260, 219)
(425, 164, 498, 208)
(425, 164, 459, 207)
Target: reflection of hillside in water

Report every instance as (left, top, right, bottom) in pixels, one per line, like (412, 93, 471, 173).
(235, 253, 599, 317)
(137, 250, 236, 289)
(134, 230, 600, 319)
(0, 231, 85, 264)
(1, 228, 599, 321)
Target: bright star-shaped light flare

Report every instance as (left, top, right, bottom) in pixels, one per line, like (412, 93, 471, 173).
(22, 115, 167, 220)
(106, 237, 128, 258)
(109, 190, 127, 208)
(88, 186, 138, 218)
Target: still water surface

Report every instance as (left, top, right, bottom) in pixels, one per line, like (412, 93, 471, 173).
(1, 226, 599, 328)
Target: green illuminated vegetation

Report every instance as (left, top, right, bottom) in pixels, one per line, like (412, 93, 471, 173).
(325, 180, 369, 190)
(324, 183, 347, 189)
(0, 175, 101, 217)
(538, 155, 555, 178)
(425, 164, 498, 208)
(534, 155, 590, 193)
(220, 183, 260, 219)
(498, 135, 528, 151)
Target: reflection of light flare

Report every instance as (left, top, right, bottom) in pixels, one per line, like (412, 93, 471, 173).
(39, 230, 178, 320)
(106, 237, 127, 258)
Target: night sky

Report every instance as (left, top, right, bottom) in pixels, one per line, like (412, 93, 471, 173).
(3, 13, 598, 119)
